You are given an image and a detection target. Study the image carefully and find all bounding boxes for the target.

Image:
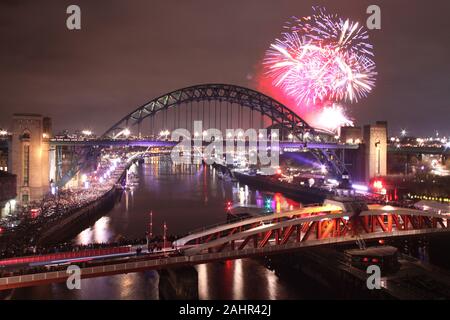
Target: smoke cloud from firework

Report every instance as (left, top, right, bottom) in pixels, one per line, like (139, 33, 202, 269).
(259, 7, 376, 132)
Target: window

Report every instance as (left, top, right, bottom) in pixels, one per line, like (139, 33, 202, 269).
(22, 194, 29, 203)
(23, 145, 30, 186)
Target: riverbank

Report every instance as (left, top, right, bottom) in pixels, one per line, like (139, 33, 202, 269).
(37, 160, 136, 245)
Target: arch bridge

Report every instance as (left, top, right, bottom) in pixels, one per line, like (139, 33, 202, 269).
(55, 84, 350, 187)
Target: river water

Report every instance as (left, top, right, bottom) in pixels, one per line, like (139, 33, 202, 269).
(10, 156, 309, 300)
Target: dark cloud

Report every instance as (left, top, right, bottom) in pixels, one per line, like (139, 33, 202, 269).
(0, 0, 449, 136)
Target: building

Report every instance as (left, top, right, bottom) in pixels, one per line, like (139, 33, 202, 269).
(340, 126, 363, 144)
(9, 114, 52, 203)
(339, 122, 388, 183)
(364, 122, 388, 181)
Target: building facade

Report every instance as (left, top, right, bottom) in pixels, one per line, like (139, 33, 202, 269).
(9, 114, 51, 203)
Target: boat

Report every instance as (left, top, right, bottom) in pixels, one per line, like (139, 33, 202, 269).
(232, 171, 333, 204)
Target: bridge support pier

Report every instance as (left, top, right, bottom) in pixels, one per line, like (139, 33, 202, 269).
(158, 266, 198, 300)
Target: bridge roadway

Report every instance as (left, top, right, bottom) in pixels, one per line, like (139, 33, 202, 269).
(49, 139, 450, 155)
(1, 203, 449, 290)
(49, 139, 359, 150)
(387, 145, 450, 155)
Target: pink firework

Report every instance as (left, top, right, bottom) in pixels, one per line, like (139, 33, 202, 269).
(264, 7, 377, 106)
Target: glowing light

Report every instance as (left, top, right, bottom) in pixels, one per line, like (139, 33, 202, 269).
(0, 130, 8, 136)
(82, 130, 92, 136)
(123, 128, 131, 136)
(263, 6, 376, 106)
(373, 180, 383, 190)
(401, 129, 407, 136)
(352, 184, 369, 192)
(314, 104, 354, 132)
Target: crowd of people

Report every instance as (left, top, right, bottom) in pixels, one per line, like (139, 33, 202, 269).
(0, 234, 179, 278)
(0, 153, 131, 261)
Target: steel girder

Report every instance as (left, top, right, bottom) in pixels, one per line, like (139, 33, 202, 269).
(102, 83, 324, 141)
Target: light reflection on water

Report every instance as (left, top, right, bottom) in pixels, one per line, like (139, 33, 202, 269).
(11, 158, 304, 300)
(76, 216, 112, 245)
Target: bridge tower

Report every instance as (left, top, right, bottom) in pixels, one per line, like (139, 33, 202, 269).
(9, 114, 52, 203)
(363, 121, 387, 182)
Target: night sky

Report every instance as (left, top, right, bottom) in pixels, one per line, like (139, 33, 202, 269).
(0, 0, 449, 137)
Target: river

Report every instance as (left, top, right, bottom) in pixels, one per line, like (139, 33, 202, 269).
(10, 156, 310, 299)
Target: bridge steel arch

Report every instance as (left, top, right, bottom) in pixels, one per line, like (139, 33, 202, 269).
(57, 84, 346, 187)
(103, 83, 330, 142)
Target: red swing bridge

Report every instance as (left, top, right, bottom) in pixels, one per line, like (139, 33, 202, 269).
(1, 198, 449, 290)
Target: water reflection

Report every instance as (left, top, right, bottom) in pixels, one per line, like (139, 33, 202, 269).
(76, 216, 112, 245)
(74, 159, 298, 240)
(195, 259, 303, 300)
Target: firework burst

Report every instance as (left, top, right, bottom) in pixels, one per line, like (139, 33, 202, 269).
(264, 7, 377, 106)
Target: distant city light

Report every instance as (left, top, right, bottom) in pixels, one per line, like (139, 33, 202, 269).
(113, 128, 131, 139)
(352, 184, 369, 192)
(0, 130, 8, 135)
(373, 180, 384, 190)
(82, 130, 92, 136)
(401, 129, 407, 136)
